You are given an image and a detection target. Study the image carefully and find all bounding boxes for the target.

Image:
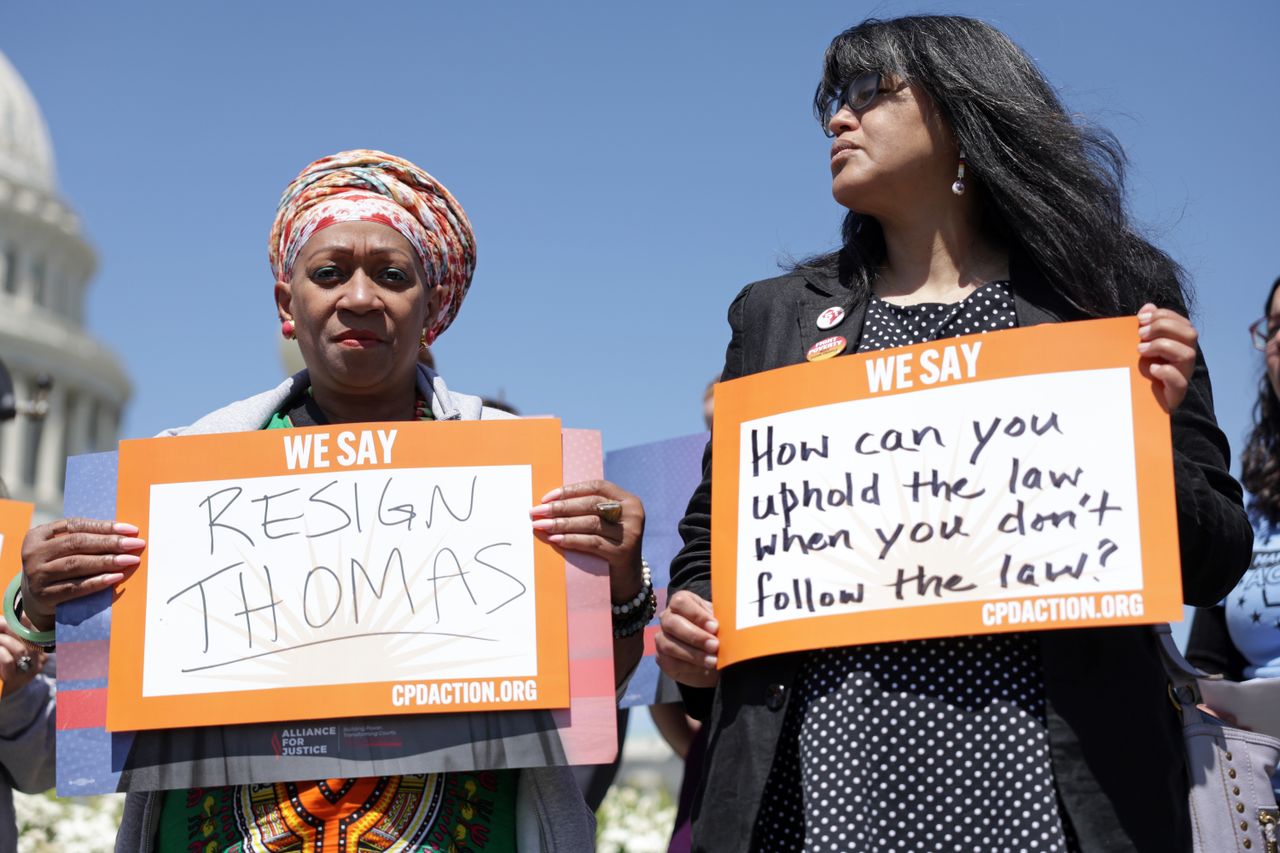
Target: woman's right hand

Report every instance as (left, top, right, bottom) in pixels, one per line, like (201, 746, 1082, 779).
(656, 590, 721, 689)
(20, 518, 144, 632)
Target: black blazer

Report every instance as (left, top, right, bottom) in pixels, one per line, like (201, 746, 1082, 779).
(670, 258, 1252, 852)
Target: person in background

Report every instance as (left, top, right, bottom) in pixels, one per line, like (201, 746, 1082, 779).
(14, 149, 648, 852)
(651, 376, 717, 852)
(1187, 275, 1280, 794)
(658, 15, 1250, 851)
(0, 618, 55, 850)
(700, 377, 715, 435)
(481, 396, 520, 417)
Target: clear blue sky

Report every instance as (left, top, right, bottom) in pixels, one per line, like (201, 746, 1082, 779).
(3, 0, 1278, 464)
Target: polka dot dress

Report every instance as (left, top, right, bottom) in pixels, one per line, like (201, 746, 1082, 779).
(752, 283, 1077, 852)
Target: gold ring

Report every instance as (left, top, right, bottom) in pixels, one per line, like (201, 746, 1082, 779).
(595, 501, 623, 524)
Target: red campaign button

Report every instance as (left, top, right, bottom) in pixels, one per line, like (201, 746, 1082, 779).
(816, 306, 846, 330)
(806, 335, 847, 362)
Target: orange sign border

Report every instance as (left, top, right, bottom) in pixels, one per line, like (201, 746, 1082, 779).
(0, 499, 35, 696)
(1, 498, 35, 598)
(107, 418, 569, 731)
(0, 494, 35, 601)
(711, 317, 1181, 668)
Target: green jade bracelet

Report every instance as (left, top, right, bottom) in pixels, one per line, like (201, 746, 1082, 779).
(3, 573, 56, 650)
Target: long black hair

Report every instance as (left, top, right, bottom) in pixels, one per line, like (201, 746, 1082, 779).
(1241, 277, 1280, 526)
(800, 15, 1188, 317)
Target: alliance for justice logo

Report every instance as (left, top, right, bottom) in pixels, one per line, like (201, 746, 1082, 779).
(271, 726, 339, 757)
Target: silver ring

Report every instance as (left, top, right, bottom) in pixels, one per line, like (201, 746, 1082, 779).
(16, 654, 33, 673)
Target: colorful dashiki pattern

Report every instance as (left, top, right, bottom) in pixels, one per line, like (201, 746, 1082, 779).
(156, 771, 515, 852)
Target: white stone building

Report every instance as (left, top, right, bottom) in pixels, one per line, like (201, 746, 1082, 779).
(0, 50, 130, 521)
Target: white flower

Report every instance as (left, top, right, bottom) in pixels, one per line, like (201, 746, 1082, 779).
(596, 780, 677, 853)
(14, 790, 124, 853)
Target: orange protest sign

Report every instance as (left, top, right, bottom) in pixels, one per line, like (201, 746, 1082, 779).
(0, 498, 35, 694)
(711, 317, 1180, 668)
(0, 499, 34, 584)
(107, 418, 569, 731)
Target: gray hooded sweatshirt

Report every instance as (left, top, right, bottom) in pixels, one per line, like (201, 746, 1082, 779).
(1, 657, 56, 851)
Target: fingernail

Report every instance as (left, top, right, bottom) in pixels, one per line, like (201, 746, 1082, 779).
(114, 554, 141, 567)
(113, 522, 139, 535)
(548, 533, 564, 544)
(531, 519, 555, 531)
(529, 504, 553, 518)
(540, 488, 562, 503)
(703, 655, 718, 668)
(1137, 342, 1150, 352)
(705, 638, 719, 652)
(1137, 325, 1151, 338)
(119, 537, 146, 550)
(1137, 312, 1152, 323)
(103, 573, 126, 586)
(706, 620, 719, 632)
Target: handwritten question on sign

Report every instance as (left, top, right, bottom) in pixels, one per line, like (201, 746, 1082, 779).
(710, 320, 1181, 666)
(108, 418, 570, 730)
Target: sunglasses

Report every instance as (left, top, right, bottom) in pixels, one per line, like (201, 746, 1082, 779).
(821, 71, 905, 137)
(1249, 316, 1280, 350)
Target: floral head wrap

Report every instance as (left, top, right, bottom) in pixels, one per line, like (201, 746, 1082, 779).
(268, 150, 476, 344)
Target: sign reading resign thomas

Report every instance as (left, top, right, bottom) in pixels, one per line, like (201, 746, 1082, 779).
(107, 418, 570, 731)
(710, 318, 1182, 668)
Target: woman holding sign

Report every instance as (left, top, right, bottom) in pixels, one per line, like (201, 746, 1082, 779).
(13, 151, 648, 851)
(1187, 276, 1280, 783)
(659, 15, 1250, 852)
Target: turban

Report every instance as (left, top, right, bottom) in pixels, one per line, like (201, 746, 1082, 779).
(268, 150, 476, 344)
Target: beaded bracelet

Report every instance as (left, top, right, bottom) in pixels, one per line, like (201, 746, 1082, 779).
(613, 589, 657, 640)
(611, 559, 652, 617)
(612, 559, 656, 640)
(3, 573, 56, 651)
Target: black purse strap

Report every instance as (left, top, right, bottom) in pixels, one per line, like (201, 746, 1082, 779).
(1152, 622, 1217, 708)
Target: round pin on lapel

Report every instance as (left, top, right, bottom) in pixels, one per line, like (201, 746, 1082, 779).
(806, 335, 847, 362)
(816, 306, 845, 330)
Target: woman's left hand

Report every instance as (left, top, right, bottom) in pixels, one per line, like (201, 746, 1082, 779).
(530, 480, 645, 604)
(1138, 303, 1198, 413)
(0, 619, 46, 698)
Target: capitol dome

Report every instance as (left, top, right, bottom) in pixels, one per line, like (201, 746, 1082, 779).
(0, 49, 130, 521)
(0, 51, 56, 194)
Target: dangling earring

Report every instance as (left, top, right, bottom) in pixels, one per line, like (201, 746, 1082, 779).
(419, 329, 429, 351)
(951, 152, 967, 196)
(281, 319, 295, 340)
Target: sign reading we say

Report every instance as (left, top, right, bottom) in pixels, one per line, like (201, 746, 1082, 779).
(108, 418, 569, 731)
(711, 317, 1181, 667)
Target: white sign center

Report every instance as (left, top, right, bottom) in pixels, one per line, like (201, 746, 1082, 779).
(141, 464, 537, 697)
(735, 368, 1142, 629)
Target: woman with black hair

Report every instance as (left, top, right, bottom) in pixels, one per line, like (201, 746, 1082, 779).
(1187, 278, 1280, 753)
(657, 15, 1250, 852)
